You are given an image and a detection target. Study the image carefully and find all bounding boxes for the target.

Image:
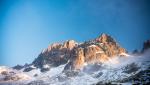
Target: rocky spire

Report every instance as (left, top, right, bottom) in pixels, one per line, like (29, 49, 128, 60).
(63, 40, 77, 50)
(95, 33, 116, 43)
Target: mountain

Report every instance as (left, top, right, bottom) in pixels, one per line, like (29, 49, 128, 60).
(0, 33, 150, 85)
(30, 33, 126, 72)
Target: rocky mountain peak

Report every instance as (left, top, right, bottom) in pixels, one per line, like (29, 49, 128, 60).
(95, 33, 115, 43)
(63, 40, 77, 50)
(42, 40, 77, 54)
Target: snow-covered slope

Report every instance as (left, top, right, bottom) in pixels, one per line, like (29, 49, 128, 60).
(0, 66, 32, 85)
(45, 53, 149, 85)
(0, 50, 150, 85)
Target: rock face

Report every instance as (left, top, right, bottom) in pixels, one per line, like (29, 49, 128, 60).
(32, 40, 78, 71)
(31, 33, 126, 71)
(64, 33, 126, 71)
(72, 48, 85, 70)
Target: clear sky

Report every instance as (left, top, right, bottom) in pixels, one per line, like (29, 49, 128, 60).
(0, 0, 150, 66)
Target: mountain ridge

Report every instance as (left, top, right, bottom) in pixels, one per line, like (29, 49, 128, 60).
(21, 33, 127, 73)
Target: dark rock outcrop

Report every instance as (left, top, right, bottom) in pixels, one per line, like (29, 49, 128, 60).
(142, 40, 150, 52)
(13, 65, 24, 70)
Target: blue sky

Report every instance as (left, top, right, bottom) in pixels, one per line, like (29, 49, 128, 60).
(0, 0, 150, 66)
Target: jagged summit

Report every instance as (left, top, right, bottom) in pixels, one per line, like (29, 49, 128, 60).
(95, 33, 116, 43)
(43, 40, 78, 53)
(96, 33, 109, 40)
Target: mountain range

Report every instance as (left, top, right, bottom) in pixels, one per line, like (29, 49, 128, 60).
(0, 33, 150, 85)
